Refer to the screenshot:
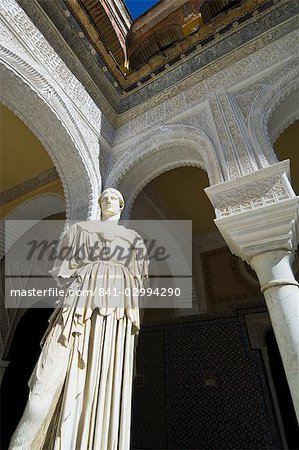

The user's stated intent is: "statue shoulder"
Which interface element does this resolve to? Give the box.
[128,229,147,249]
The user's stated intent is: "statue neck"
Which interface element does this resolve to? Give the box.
[101,212,121,223]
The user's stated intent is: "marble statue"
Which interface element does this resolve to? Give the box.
[9,188,149,450]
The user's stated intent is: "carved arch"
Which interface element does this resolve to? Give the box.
[0,40,101,220]
[247,58,299,167]
[0,193,65,259]
[106,125,221,216]
[0,194,65,361]
[268,89,299,145]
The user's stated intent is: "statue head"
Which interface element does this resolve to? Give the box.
[98,188,124,221]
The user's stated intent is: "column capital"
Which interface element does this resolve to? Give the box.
[213,198,299,263]
[205,161,298,263]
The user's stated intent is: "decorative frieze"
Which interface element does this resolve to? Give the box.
[0,168,58,206]
[114,30,298,148]
[118,19,298,125]
[205,161,299,263]
[213,196,298,264]
[205,160,294,219]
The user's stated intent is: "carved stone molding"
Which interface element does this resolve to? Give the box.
[205,160,295,218]
[0,168,58,205]
[268,89,299,145]
[105,125,221,214]
[213,196,299,263]
[208,92,261,181]
[14,0,298,123]
[0,0,102,220]
[247,57,299,167]
[0,0,102,133]
[113,29,298,151]
[117,18,298,125]
[0,67,96,220]
[108,124,220,183]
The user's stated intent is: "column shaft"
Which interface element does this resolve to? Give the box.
[251,250,299,421]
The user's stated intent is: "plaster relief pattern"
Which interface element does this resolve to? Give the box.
[214,178,291,218]
[248,58,299,167]
[205,161,295,220]
[209,96,241,180]
[234,79,272,119]
[106,125,222,214]
[0,0,102,133]
[112,36,298,202]
[117,22,298,126]
[0,0,103,219]
[174,106,212,140]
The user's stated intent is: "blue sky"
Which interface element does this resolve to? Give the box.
[124,0,160,20]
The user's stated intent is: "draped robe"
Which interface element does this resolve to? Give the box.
[27,221,149,449]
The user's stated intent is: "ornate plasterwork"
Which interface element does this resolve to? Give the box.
[234,77,273,120]
[63,0,277,89]
[214,196,299,263]
[113,76,284,188]
[114,100,212,149]
[111,48,298,191]
[0,0,103,220]
[0,0,102,133]
[8,0,297,131]
[208,93,259,181]
[105,125,221,214]
[120,0,298,109]
[0,67,97,220]
[205,160,295,219]
[113,27,298,142]
[117,15,298,124]
[173,107,212,140]
[268,90,299,145]
[15,0,297,123]
[247,57,299,167]
[0,168,58,205]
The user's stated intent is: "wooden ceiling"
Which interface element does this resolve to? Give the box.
[82,0,126,66]
[66,0,264,88]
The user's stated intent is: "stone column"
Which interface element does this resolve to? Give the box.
[250,250,299,420]
[205,161,299,420]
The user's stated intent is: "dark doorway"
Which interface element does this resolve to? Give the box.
[1,306,52,449]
